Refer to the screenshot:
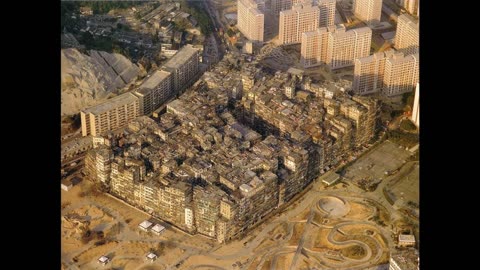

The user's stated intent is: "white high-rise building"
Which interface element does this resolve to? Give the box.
[353,0,383,25]
[353,50,419,97]
[382,52,419,96]
[301,25,372,69]
[395,14,419,55]
[237,0,266,42]
[279,3,320,45]
[317,0,336,27]
[353,50,395,95]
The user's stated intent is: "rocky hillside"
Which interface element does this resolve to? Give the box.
[61,48,144,116]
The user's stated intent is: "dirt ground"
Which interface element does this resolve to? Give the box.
[346,201,375,220]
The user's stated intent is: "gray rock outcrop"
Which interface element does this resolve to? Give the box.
[61,48,143,116]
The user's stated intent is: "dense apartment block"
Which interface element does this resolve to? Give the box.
[237,0,265,42]
[133,70,172,115]
[383,52,419,96]
[162,44,200,94]
[84,146,114,185]
[84,54,378,244]
[240,66,377,165]
[395,14,419,55]
[80,45,201,137]
[80,93,140,137]
[110,158,146,202]
[353,0,383,25]
[279,3,320,45]
[301,25,372,69]
[353,50,419,96]
[193,185,224,238]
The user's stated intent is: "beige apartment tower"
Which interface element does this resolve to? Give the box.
[301,24,372,69]
[279,3,320,45]
[271,0,293,16]
[353,49,395,95]
[81,93,140,137]
[395,14,419,55]
[318,0,336,27]
[354,50,419,97]
[301,27,328,67]
[237,0,265,42]
[162,44,200,95]
[353,0,382,25]
[382,52,419,96]
[133,70,172,116]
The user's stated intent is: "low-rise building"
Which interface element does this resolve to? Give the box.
[61,179,73,191]
[138,220,153,231]
[151,224,166,235]
[353,50,419,96]
[322,172,340,186]
[146,252,157,262]
[398,234,416,247]
[98,256,109,266]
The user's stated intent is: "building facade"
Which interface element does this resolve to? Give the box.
[317,0,336,27]
[237,0,265,42]
[133,70,172,115]
[301,25,372,69]
[84,146,114,185]
[162,44,200,95]
[395,14,419,55]
[271,0,294,16]
[353,50,419,97]
[279,3,320,45]
[301,27,328,67]
[353,50,395,95]
[382,52,419,96]
[353,0,383,25]
[80,93,140,137]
